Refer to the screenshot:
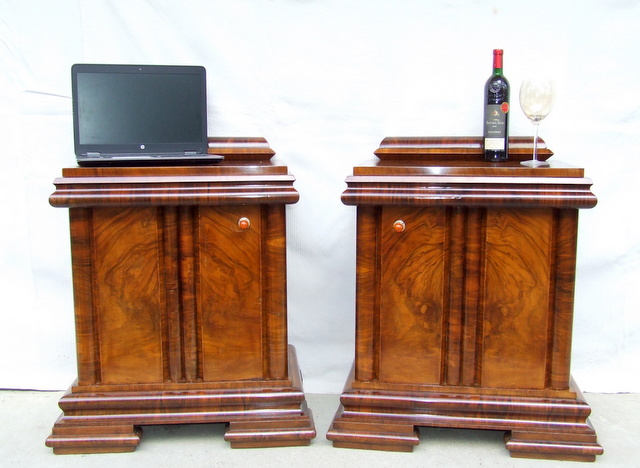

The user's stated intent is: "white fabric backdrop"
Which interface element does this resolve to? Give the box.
[1,0,639,394]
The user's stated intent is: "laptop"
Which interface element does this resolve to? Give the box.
[71,64,223,166]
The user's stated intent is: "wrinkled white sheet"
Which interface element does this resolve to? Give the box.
[1,0,639,393]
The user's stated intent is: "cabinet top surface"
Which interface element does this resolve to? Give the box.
[343,138,596,209]
[352,159,585,178]
[51,138,299,208]
[352,136,588,179]
[60,160,291,179]
[60,136,289,179]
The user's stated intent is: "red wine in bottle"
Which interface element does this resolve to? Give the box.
[483,49,510,162]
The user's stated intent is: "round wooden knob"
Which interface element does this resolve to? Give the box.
[393,220,406,232]
[238,217,251,230]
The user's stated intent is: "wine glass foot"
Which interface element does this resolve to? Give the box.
[521,159,549,167]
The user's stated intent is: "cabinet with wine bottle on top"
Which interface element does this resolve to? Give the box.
[327,136,603,462]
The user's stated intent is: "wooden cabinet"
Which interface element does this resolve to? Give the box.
[327,137,603,462]
[46,138,315,454]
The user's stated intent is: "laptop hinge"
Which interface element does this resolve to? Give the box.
[184,151,199,156]
[86,152,101,158]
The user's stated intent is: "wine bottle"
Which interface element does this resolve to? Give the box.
[483,49,510,162]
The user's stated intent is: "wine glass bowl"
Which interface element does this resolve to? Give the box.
[519,79,555,167]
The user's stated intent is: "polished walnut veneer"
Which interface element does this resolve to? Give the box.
[46,138,315,454]
[327,137,602,462]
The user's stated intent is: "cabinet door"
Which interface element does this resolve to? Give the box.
[89,207,165,385]
[375,206,558,390]
[481,207,554,389]
[378,206,447,384]
[198,205,264,381]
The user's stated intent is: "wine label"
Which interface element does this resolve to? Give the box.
[484,103,507,149]
[484,137,505,150]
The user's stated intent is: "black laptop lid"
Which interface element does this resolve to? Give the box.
[72,64,208,159]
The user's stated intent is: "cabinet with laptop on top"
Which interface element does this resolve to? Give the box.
[46,64,315,453]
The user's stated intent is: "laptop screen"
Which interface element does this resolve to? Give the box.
[72,64,208,158]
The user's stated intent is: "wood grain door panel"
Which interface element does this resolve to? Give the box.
[378,207,446,384]
[198,205,264,381]
[92,207,165,384]
[481,208,553,389]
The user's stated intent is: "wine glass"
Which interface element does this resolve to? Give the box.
[519,79,555,167]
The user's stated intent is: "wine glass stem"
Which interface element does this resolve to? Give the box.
[533,122,540,162]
